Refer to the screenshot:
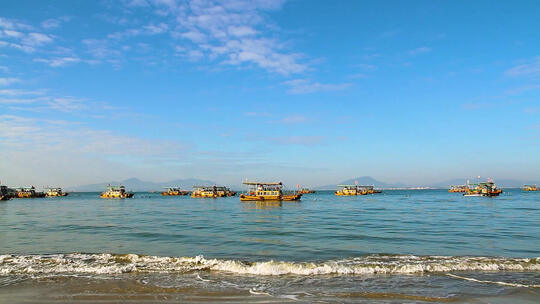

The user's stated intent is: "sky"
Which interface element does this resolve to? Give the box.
[0,0,539,188]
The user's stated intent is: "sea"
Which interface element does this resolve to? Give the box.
[0,189,538,303]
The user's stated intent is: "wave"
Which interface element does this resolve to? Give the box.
[0,253,538,276]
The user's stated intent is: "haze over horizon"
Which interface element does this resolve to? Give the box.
[1,0,539,188]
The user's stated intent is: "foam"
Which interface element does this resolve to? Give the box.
[0,253,538,277]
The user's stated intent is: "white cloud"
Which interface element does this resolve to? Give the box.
[0,77,20,86]
[147,0,305,74]
[278,115,307,124]
[34,56,81,67]
[283,79,351,94]
[408,46,431,55]
[22,32,54,46]
[505,56,540,77]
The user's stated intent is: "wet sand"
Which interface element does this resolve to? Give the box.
[0,276,538,304]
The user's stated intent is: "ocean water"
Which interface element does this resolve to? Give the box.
[0,189,539,303]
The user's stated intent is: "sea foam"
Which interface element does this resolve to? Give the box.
[0,253,538,276]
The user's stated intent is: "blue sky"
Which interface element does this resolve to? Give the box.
[0,0,539,187]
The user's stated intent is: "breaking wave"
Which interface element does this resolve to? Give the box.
[0,253,538,276]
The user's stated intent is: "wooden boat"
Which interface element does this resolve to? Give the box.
[449,185,468,193]
[463,180,501,197]
[161,187,190,196]
[100,185,134,199]
[45,187,68,197]
[191,185,236,198]
[335,185,367,196]
[14,186,45,198]
[523,185,539,191]
[298,188,316,194]
[0,185,12,201]
[240,181,301,201]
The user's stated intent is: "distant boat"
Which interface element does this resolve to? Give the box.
[463,180,502,197]
[523,185,539,191]
[161,187,190,196]
[240,181,301,201]
[449,185,468,193]
[298,188,316,194]
[335,185,381,195]
[45,187,69,197]
[14,186,45,198]
[100,185,134,199]
[0,185,12,201]
[191,185,236,198]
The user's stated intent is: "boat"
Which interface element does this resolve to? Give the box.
[14,186,45,198]
[449,185,468,193]
[239,181,301,201]
[161,187,190,196]
[100,185,134,199]
[463,180,502,197]
[45,187,68,197]
[191,185,236,198]
[0,185,12,201]
[335,185,368,196]
[298,188,316,194]
[523,185,539,191]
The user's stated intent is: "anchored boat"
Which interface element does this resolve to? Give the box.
[161,187,190,196]
[0,185,12,201]
[14,186,45,198]
[298,188,316,194]
[335,185,367,196]
[523,185,539,191]
[100,185,134,199]
[191,185,236,198]
[239,181,301,201]
[45,187,68,197]
[449,185,468,193]
[463,180,502,197]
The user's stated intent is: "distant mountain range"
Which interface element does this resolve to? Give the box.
[69,176,538,192]
[69,178,215,192]
[314,176,538,190]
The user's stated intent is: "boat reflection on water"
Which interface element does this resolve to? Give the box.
[242,201,283,210]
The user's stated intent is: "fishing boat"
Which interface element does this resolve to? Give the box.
[298,188,316,194]
[335,185,368,196]
[161,187,190,196]
[239,181,301,201]
[191,185,236,198]
[0,185,12,201]
[45,187,68,197]
[463,180,502,197]
[523,185,539,191]
[100,185,134,199]
[359,185,382,194]
[449,185,468,193]
[14,186,45,198]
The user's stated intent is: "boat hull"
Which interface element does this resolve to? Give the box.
[161,192,189,196]
[100,193,134,199]
[239,194,301,201]
[0,195,11,201]
[46,193,69,197]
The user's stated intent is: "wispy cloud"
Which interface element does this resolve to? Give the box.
[505,56,540,77]
[278,115,307,124]
[34,56,81,67]
[268,135,326,146]
[283,79,351,94]
[408,46,431,55]
[41,16,71,29]
[0,77,21,86]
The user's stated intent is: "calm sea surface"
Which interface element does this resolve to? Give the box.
[1,189,539,303]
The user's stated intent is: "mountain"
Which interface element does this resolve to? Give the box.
[314,176,405,190]
[69,178,215,192]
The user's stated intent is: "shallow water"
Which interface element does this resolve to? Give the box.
[0,189,539,302]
